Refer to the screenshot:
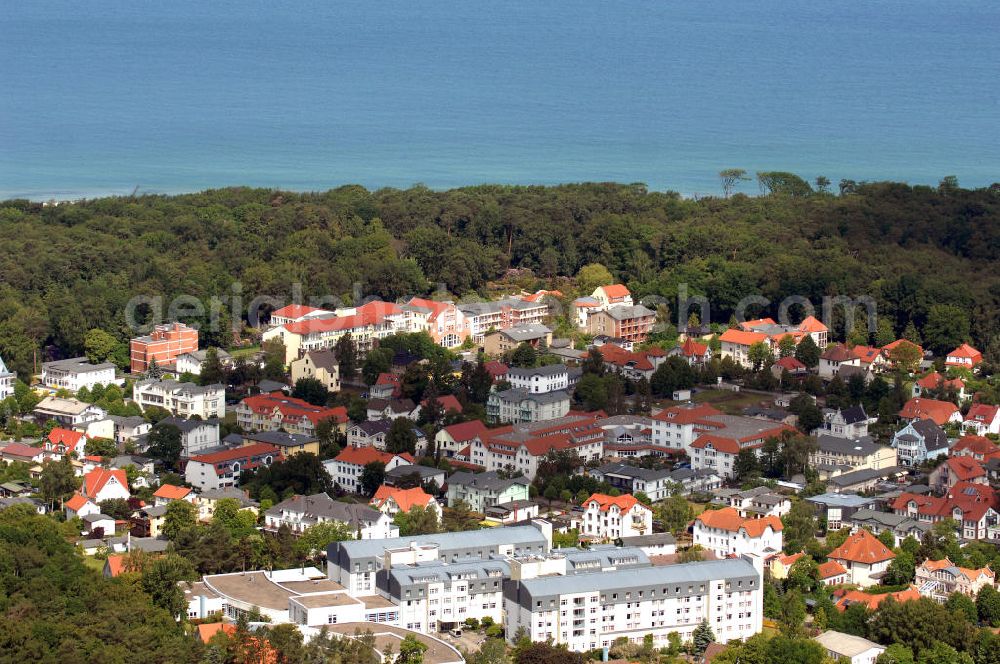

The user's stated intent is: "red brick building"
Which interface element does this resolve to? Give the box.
[130,322,199,373]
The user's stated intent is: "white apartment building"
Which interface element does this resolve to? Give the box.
[580,493,653,540]
[692,507,784,558]
[506,364,570,394]
[504,557,763,652]
[486,388,570,424]
[459,298,549,344]
[153,417,220,458]
[323,446,413,495]
[133,379,225,419]
[650,403,724,453]
[0,356,15,400]
[40,357,117,393]
[445,471,531,512]
[382,560,510,632]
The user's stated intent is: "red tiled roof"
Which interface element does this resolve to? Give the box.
[967,403,999,424]
[899,398,960,425]
[952,435,999,458]
[48,427,87,451]
[821,343,855,363]
[406,297,453,322]
[719,328,769,346]
[83,468,128,499]
[695,507,783,536]
[947,343,983,365]
[652,403,723,425]
[678,337,708,358]
[423,394,463,414]
[851,345,882,364]
[271,304,324,319]
[818,560,848,580]
[828,529,895,564]
[798,316,828,333]
[153,484,192,500]
[1,442,43,459]
[691,434,741,454]
[597,344,654,371]
[943,456,986,482]
[241,392,348,425]
[916,371,965,391]
[740,318,776,329]
[335,446,411,467]
[190,443,281,465]
[283,311,384,336]
[484,361,508,378]
[104,554,127,577]
[440,419,488,442]
[583,492,644,513]
[776,552,804,567]
[774,356,806,371]
[892,482,999,524]
[375,372,399,386]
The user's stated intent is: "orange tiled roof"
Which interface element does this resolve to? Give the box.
[598,284,631,299]
[740,318,777,329]
[440,419,488,442]
[967,403,999,424]
[818,560,848,580]
[584,492,643,513]
[943,456,987,482]
[798,316,828,333]
[371,485,434,512]
[720,328,770,346]
[776,552,804,567]
[695,507,783,536]
[678,337,709,357]
[952,435,999,458]
[271,304,324,319]
[190,443,281,465]
[104,554,127,577]
[65,493,91,512]
[916,371,964,391]
[947,343,982,363]
[48,427,87,450]
[827,529,895,564]
[836,587,919,611]
[153,484,192,500]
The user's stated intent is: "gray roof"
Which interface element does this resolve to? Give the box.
[330,523,548,562]
[850,508,929,533]
[815,435,882,457]
[178,348,232,363]
[386,559,512,589]
[244,430,318,447]
[911,419,950,451]
[42,356,117,373]
[806,493,876,508]
[197,487,259,506]
[448,470,529,492]
[107,415,148,428]
[620,533,677,547]
[142,505,169,517]
[599,304,655,321]
[556,544,651,572]
[301,349,338,373]
[595,462,672,483]
[386,464,445,480]
[158,416,219,434]
[699,414,788,440]
[506,365,568,379]
[257,379,289,393]
[268,493,383,526]
[828,467,904,488]
[458,298,544,316]
[351,420,394,437]
[511,558,757,597]
[498,324,551,342]
[82,512,114,523]
[129,536,170,553]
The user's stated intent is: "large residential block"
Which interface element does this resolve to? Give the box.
[503,557,763,652]
[130,322,198,374]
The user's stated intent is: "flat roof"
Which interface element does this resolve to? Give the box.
[359,595,396,609]
[205,572,294,610]
[290,592,359,608]
[325,623,464,664]
[330,523,546,561]
[517,558,755,596]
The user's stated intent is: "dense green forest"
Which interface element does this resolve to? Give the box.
[0,180,998,376]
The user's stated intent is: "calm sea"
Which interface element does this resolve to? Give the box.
[2,1,998,200]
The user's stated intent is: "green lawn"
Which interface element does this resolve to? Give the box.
[690,389,766,415]
[81,556,106,574]
[228,345,261,359]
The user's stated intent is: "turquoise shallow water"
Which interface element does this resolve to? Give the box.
[2,1,998,200]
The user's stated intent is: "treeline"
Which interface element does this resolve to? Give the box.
[1,179,998,376]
